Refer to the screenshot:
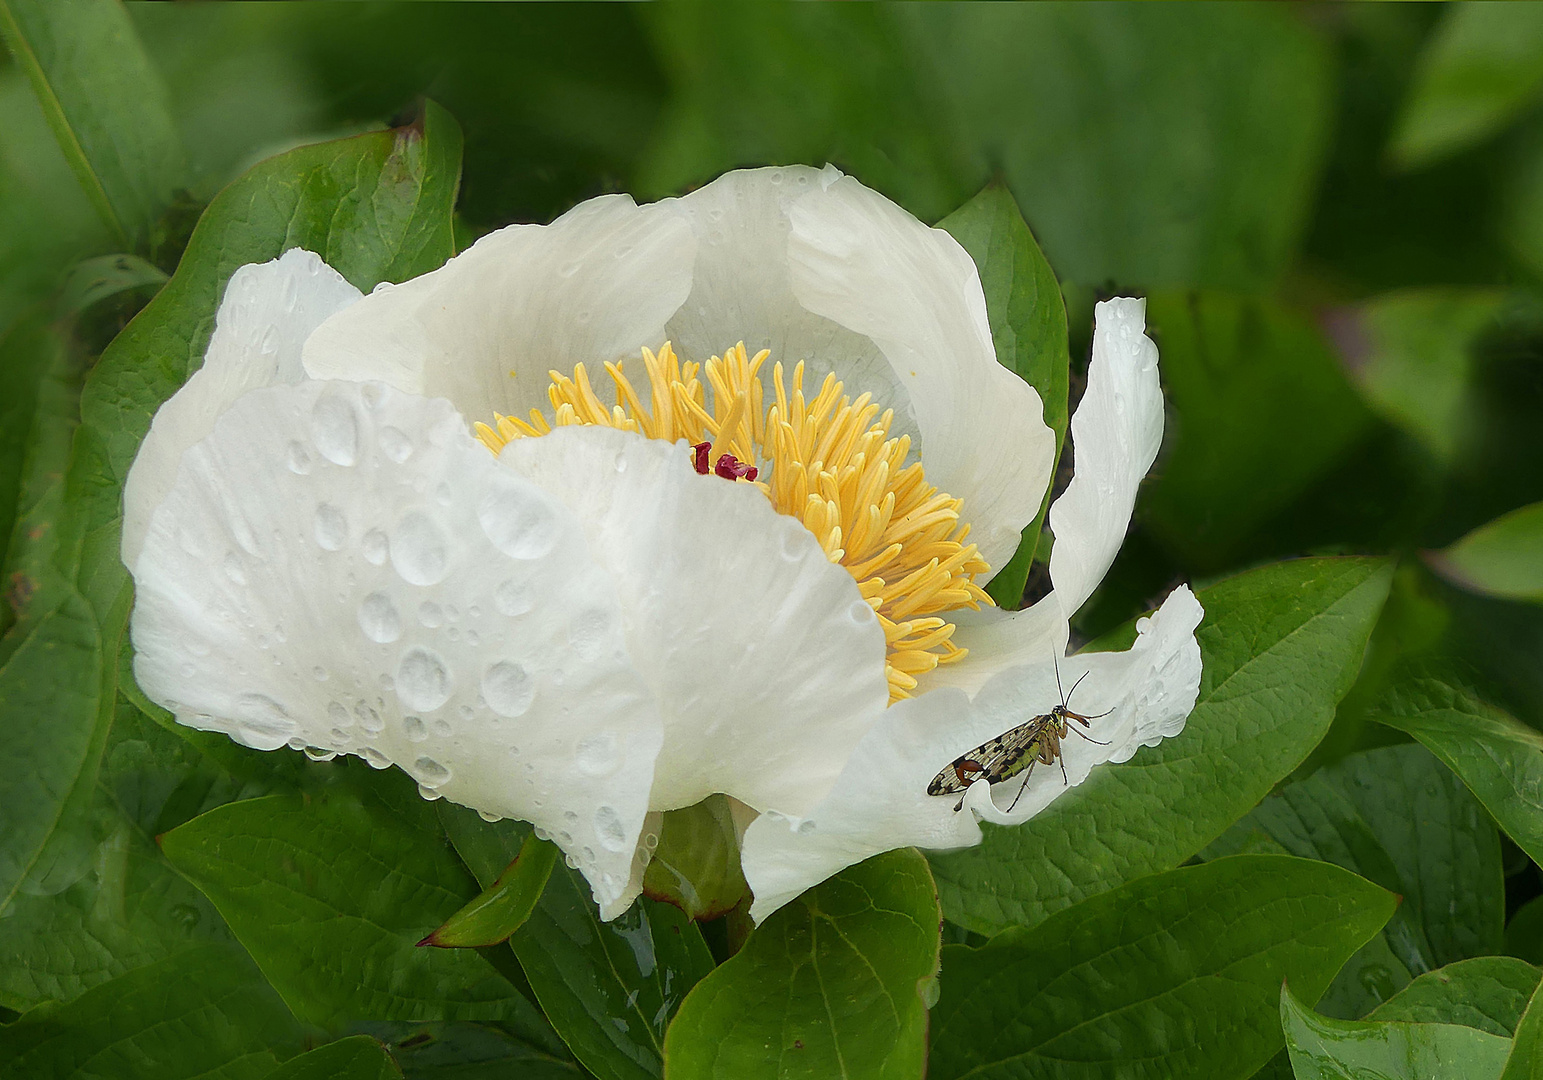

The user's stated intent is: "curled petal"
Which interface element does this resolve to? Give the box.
[501,426,891,817]
[122,249,361,567]
[927,297,1164,695]
[301,195,696,425]
[740,585,1202,923]
[787,167,1056,573]
[130,380,663,913]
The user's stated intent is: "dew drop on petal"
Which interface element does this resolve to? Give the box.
[304,746,337,762]
[233,693,295,750]
[492,579,532,617]
[360,746,390,769]
[849,600,876,625]
[403,715,427,742]
[327,701,351,727]
[286,441,312,475]
[314,503,347,550]
[354,698,385,734]
[478,481,559,559]
[361,528,389,566]
[397,646,452,712]
[311,393,360,466]
[481,663,536,722]
[477,809,502,823]
[418,783,444,801]
[412,757,452,788]
[391,513,449,585]
[377,426,413,463]
[357,591,401,643]
[431,718,452,737]
[575,731,620,777]
[418,601,443,628]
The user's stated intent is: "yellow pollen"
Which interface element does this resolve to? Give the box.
[475,342,994,702]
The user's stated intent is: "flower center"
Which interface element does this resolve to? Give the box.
[474,342,994,701]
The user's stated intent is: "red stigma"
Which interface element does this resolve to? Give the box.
[691,441,712,475]
[714,454,758,482]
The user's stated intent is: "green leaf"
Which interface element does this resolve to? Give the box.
[1340,288,1506,464]
[663,848,940,1080]
[1369,957,1542,1038]
[1508,896,1543,965]
[642,794,751,921]
[160,767,530,1029]
[1369,669,1543,868]
[938,182,1069,608]
[1141,293,1373,566]
[1427,501,1543,603]
[0,942,303,1080]
[424,832,558,948]
[0,591,104,913]
[353,1021,584,1080]
[0,0,186,248]
[0,308,60,588]
[909,2,1333,290]
[929,557,1393,937]
[440,805,716,1080]
[1503,978,1543,1080]
[928,855,1395,1080]
[1281,981,1512,1080]
[260,1037,399,1080]
[1202,743,1503,1017]
[1389,2,1543,170]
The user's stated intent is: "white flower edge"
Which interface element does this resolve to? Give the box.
[738,297,1201,923]
[298,166,1054,578]
[739,584,1203,922]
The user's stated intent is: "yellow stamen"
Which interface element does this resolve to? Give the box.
[476,342,994,702]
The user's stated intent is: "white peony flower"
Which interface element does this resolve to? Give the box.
[122,165,1202,923]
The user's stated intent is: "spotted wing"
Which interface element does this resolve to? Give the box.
[927,714,1051,795]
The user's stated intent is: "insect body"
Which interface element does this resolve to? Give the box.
[927,665,1110,813]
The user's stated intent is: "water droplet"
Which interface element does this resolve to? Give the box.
[614,452,628,473]
[312,665,328,681]
[397,646,452,711]
[358,592,401,643]
[781,525,807,562]
[418,602,443,628]
[477,809,502,823]
[478,663,533,722]
[403,715,428,742]
[304,746,337,762]
[391,512,449,585]
[494,580,532,616]
[311,393,360,466]
[378,426,413,463]
[362,528,389,565]
[418,783,444,801]
[354,699,385,734]
[412,757,452,788]
[360,746,390,769]
[593,805,629,852]
[233,693,295,750]
[575,731,620,776]
[327,701,351,727]
[797,820,817,835]
[286,441,313,475]
[569,609,610,660]
[431,718,452,737]
[478,481,559,559]
[849,600,875,625]
[223,553,246,584]
[642,832,659,850]
[314,503,347,550]
[435,482,453,506]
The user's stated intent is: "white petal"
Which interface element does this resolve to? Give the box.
[500,426,891,818]
[740,585,1202,923]
[786,169,1056,573]
[922,296,1165,696]
[301,196,696,427]
[121,250,361,567]
[663,167,921,449]
[129,380,663,913]
[1047,297,1163,614]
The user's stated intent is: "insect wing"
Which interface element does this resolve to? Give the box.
[928,714,1052,795]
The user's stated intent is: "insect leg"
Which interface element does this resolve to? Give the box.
[1004,760,1037,813]
[1067,723,1109,747]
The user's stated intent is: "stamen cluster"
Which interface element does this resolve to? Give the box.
[474,342,993,700]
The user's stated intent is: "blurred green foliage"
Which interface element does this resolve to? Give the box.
[6,3,1543,1077]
